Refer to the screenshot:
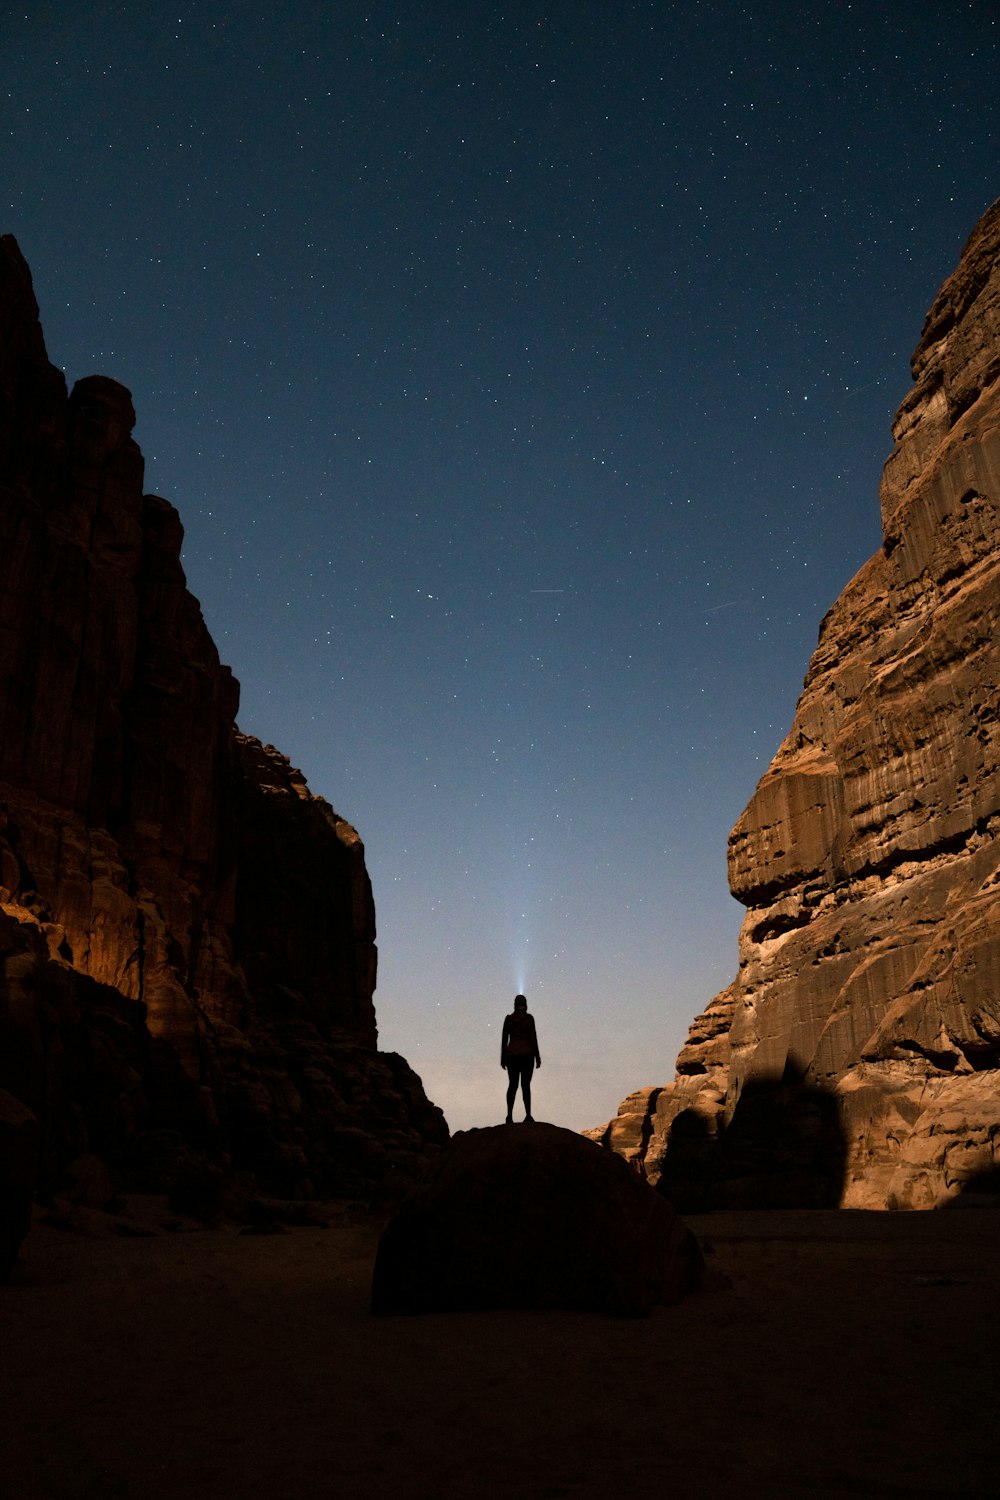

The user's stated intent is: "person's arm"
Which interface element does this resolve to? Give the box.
[501,1016,510,1068]
[531,1017,541,1066]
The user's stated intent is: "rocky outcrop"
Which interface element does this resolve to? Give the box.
[371,1122,709,1315]
[590,197,1000,1210]
[0,233,447,1236]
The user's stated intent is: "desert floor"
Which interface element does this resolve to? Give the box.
[2,1197,998,1499]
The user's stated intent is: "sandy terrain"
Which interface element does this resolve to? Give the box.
[2,1199,998,1499]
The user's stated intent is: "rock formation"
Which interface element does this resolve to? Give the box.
[589,196,1000,1211]
[0,234,447,1255]
[371,1122,709,1315]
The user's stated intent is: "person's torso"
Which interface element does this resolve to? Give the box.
[505,1012,535,1054]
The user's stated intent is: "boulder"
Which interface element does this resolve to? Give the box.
[371,1122,707,1316]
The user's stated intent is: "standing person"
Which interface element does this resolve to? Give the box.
[501,993,541,1123]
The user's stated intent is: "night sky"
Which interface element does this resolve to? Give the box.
[4,3,999,1132]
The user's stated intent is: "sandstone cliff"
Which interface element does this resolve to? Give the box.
[590,197,1000,1210]
[0,234,446,1250]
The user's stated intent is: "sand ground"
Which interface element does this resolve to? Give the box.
[2,1198,998,1499]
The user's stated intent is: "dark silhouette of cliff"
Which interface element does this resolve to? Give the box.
[0,235,447,1257]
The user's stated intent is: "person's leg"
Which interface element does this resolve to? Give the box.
[505,1065,518,1122]
[521,1059,535,1121]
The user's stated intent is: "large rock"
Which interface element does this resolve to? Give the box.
[371,1122,707,1316]
[0,233,447,1211]
[589,197,1000,1211]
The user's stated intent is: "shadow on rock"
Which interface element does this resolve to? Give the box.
[659,1062,847,1211]
[945,1167,1000,1207]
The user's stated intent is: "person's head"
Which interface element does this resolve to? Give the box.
[513,993,527,1012]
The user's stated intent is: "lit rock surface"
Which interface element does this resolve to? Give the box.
[0,233,447,1216]
[589,197,1000,1210]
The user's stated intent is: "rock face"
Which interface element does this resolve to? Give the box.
[590,197,1000,1211]
[371,1122,708,1315]
[0,233,447,1241]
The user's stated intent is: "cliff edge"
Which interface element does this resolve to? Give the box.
[590,197,1000,1211]
[0,235,446,1256]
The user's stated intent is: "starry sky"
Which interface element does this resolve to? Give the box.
[4,2,999,1133]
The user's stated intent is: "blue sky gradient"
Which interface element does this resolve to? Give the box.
[4,2,998,1129]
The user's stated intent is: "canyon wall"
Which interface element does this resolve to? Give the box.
[0,234,446,1248]
[590,197,1000,1210]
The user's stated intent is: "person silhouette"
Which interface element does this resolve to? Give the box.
[501,993,541,1123]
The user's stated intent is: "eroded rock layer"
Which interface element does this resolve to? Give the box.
[0,234,446,1233]
[590,197,1000,1210]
